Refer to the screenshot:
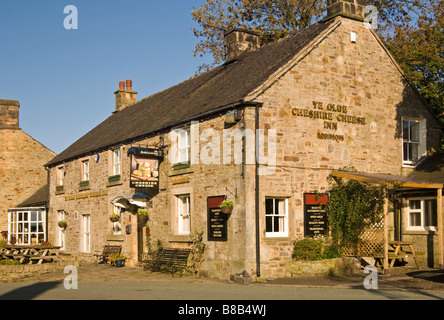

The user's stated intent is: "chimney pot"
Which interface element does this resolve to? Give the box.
[119,81,125,90]
[126,79,132,91]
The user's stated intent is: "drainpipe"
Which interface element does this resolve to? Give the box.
[254,103,262,278]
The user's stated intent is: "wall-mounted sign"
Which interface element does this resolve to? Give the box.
[127,147,163,189]
[304,193,328,237]
[207,196,228,242]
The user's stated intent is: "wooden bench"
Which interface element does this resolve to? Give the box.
[94,245,122,264]
[143,248,191,277]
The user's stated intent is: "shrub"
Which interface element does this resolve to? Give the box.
[0,260,21,265]
[292,238,324,261]
[292,238,342,261]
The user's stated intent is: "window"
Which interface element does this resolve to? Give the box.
[403,119,426,165]
[177,194,191,235]
[83,215,91,253]
[407,198,437,231]
[8,210,46,245]
[265,198,289,237]
[172,127,190,168]
[57,166,64,186]
[112,205,122,235]
[82,159,90,181]
[113,149,121,176]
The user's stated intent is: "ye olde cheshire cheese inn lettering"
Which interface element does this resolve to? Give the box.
[292,101,366,142]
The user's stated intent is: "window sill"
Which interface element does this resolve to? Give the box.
[79,185,91,192]
[107,179,123,188]
[168,234,192,243]
[55,188,65,195]
[173,162,191,171]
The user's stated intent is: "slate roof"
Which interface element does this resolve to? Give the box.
[46,19,337,167]
[409,151,444,184]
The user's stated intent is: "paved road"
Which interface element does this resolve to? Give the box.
[1,279,444,301]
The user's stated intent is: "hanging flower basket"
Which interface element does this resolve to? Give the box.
[109,214,119,223]
[219,200,233,215]
[137,208,149,226]
[58,221,68,229]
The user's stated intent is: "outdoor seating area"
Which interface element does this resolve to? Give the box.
[142,247,191,277]
[94,244,122,264]
[0,245,61,264]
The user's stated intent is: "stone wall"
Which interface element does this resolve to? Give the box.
[0,128,56,232]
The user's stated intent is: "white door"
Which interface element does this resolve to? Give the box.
[83,215,91,253]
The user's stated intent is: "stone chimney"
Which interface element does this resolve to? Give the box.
[113,79,137,113]
[224,29,261,62]
[0,99,20,129]
[324,0,367,22]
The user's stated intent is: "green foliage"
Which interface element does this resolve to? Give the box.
[219,200,233,208]
[0,260,21,265]
[188,231,206,275]
[292,238,341,261]
[326,177,385,249]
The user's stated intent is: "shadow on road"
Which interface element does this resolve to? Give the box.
[0,281,61,300]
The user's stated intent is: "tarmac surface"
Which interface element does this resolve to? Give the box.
[15,262,444,292]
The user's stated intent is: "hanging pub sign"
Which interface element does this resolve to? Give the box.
[304,193,328,237]
[207,196,228,242]
[127,147,163,189]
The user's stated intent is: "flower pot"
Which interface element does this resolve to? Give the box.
[220,206,233,214]
[138,215,149,226]
[115,259,125,268]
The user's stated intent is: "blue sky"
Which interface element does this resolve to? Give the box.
[0,0,211,154]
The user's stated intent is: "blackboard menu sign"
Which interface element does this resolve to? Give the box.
[207,196,228,242]
[304,193,328,237]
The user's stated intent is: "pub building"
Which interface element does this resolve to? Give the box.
[45,0,444,279]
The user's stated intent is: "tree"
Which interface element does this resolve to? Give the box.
[384,0,444,124]
[191,0,436,71]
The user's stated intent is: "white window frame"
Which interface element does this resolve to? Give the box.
[177,194,191,235]
[171,127,191,165]
[406,197,437,231]
[402,118,426,166]
[57,166,64,186]
[113,148,121,176]
[82,214,91,253]
[265,198,289,238]
[82,159,90,181]
[8,210,46,245]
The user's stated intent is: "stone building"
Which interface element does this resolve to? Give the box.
[0,99,56,244]
[45,0,443,279]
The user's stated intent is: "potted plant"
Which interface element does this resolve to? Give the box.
[109,212,120,223]
[109,253,127,268]
[58,221,68,229]
[137,208,149,226]
[219,200,233,214]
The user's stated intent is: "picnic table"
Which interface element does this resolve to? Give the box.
[375,241,420,269]
[0,245,61,264]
